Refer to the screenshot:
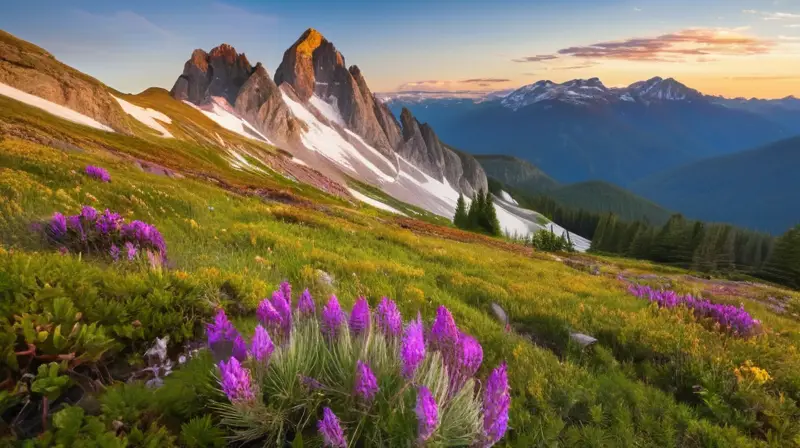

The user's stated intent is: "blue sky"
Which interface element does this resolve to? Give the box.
[3,0,799,97]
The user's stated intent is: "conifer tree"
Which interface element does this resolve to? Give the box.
[761,225,800,289]
[466,192,480,230]
[482,191,502,236]
[453,194,468,229]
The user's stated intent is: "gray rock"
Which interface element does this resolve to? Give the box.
[234,63,301,148]
[570,332,598,347]
[171,44,253,106]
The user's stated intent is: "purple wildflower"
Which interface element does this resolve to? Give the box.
[218,357,254,402]
[124,241,137,261]
[271,290,292,337]
[430,306,459,352]
[95,209,123,234]
[206,308,238,346]
[482,362,510,447]
[109,244,120,261]
[317,407,347,448]
[349,297,370,335]
[322,295,345,339]
[84,165,111,182]
[415,386,439,442]
[298,289,315,316]
[376,297,402,337]
[232,335,247,362]
[80,205,98,222]
[48,212,67,239]
[257,298,282,328]
[122,220,167,256]
[249,325,275,363]
[280,281,292,308]
[58,247,68,256]
[401,314,426,379]
[354,360,379,403]
[447,332,483,394]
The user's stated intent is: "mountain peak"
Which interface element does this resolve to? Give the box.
[171,44,253,105]
[294,28,326,57]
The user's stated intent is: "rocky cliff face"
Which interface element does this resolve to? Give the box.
[273,29,394,154]
[0,30,130,132]
[234,63,302,148]
[171,44,253,106]
[272,28,489,197]
[397,107,487,196]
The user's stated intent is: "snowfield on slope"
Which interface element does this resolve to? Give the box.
[0,82,114,132]
[184,98,272,144]
[348,189,406,215]
[113,96,173,138]
[494,194,591,252]
[499,190,519,205]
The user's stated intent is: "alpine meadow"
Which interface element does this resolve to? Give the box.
[1,1,800,447]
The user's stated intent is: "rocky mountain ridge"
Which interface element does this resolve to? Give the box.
[170,28,488,198]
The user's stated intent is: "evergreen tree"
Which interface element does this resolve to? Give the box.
[650,214,688,264]
[466,192,481,230]
[761,225,800,289]
[629,226,655,259]
[453,194,468,229]
[482,192,502,236]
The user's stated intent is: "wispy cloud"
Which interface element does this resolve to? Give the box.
[742,9,800,20]
[726,75,800,80]
[555,28,774,62]
[512,54,558,63]
[461,78,511,83]
[786,24,800,28]
[549,62,598,70]
[633,7,642,12]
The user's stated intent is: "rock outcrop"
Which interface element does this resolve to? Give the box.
[171,44,253,106]
[397,107,487,196]
[0,30,130,132]
[273,29,394,154]
[233,63,302,148]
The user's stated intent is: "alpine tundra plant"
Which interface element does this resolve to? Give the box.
[43,205,167,263]
[628,283,760,337]
[207,283,510,446]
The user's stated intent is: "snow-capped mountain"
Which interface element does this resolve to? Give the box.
[501,78,614,110]
[500,76,707,110]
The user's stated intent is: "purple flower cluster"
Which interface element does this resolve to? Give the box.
[218,357,254,402]
[415,386,439,442]
[249,325,274,363]
[44,206,166,261]
[232,335,248,362]
[207,308,239,346]
[354,360,379,403]
[401,315,426,379]
[482,362,510,447]
[430,306,459,352]
[376,297,402,337]
[271,290,292,338]
[449,332,483,393]
[122,220,167,257]
[349,297,371,335]
[322,295,345,339]
[298,289,315,316]
[628,284,759,336]
[280,281,293,307]
[85,165,111,182]
[317,407,347,448]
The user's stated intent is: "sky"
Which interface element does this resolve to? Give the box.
[3,0,800,98]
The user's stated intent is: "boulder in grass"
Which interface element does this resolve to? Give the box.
[570,332,597,347]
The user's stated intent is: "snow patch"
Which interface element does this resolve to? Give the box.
[281,91,396,183]
[348,189,406,215]
[291,157,308,167]
[184,99,272,144]
[499,190,518,205]
[113,96,173,138]
[309,95,346,126]
[0,82,114,132]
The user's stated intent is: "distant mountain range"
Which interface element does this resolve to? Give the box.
[384,77,800,186]
[632,136,800,234]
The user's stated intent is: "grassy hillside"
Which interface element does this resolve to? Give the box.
[2,63,800,446]
[632,136,800,234]
[548,180,674,225]
[475,154,560,193]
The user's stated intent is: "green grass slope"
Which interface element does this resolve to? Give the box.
[548,180,674,225]
[632,136,800,234]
